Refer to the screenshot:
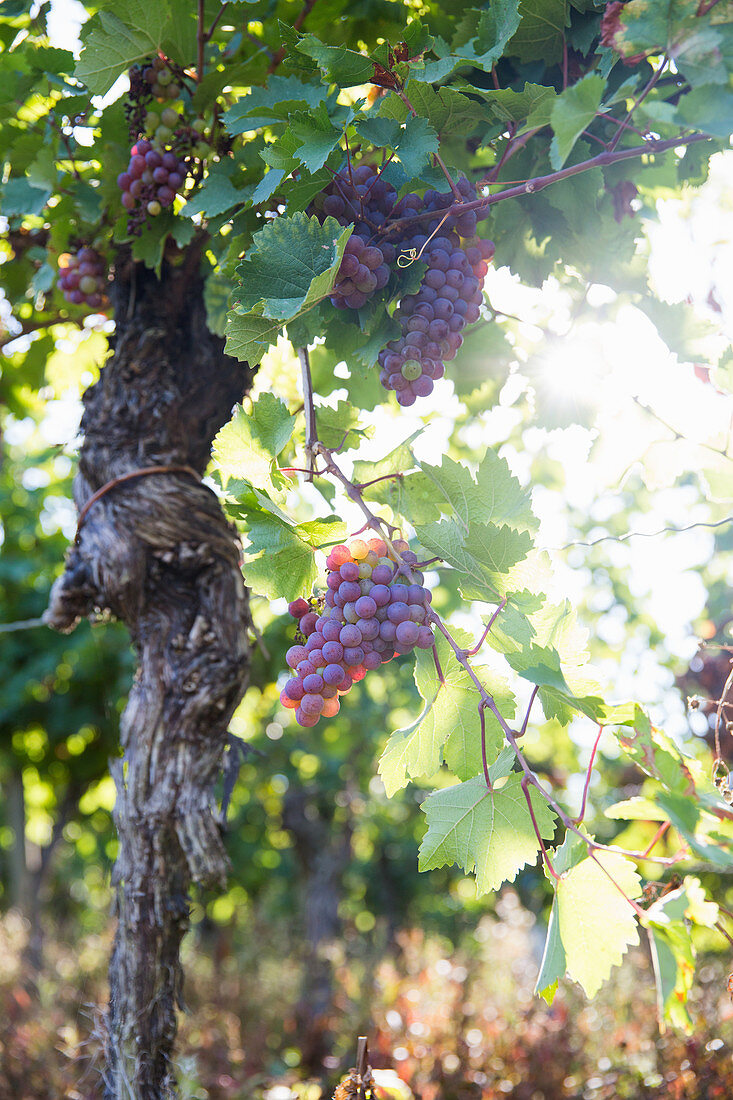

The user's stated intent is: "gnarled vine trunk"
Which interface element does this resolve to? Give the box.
[46,242,254,1098]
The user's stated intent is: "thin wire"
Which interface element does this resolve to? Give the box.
[543,514,733,553]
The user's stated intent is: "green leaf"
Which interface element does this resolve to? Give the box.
[555,839,641,998]
[646,878,717,1032]
[443,672,515,782]
[292,33,376,86]
[314,401,366,450]
[212,395,295,493]
[418,753,556,895]
[358,112,439,178]
[379,630,505,796]
[409,451,535,531]
[608,0,733,87]
[351,432,421,489]
[507,0,568,64]
[0,177,49,217]
[550,74,605,169]
[676,85,733,139]
[507,644,605,723]
[415,518,532,603]
[239,511,320,602]
[233,213,352,321]
[464,82,557,126]
[613,708,703,796]
[534,898,565,1004]
[183,170,252,219]
[224,311,282,366]
[288,101,344,174]
[452,1,522,70]
[75,0,196,95]
[224,75,329,134]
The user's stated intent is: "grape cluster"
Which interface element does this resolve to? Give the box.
[121,56,211,232]
[378,177,495,406]
[330,235,390,310]
[141,55,182,101]
[57,247,108,310]
[310,164,396,310]
[279,537,434,727]
[117,139,189,220]
[312,166,495,402]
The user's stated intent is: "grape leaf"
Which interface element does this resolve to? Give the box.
[378,82,486,136]
[379,630,502,796]
[415,518,532,603]
[550,74,605,169]
[314,401,367,450]
[288,102,345,174]
[443,672,516,782]
[421,452,535,530]
[452,1,522,70]
[555,839,641,998]
[239,511,324,602]
[232,213,352,321]
[507,0,568,64]
[75,0,196,95]
[418,751,556,895]
[290,33,376,86]
[183,170,253,218]
[225,307,287,366]
[534,898,565,1004]
[506,643,605,723]
[463,82,557,125]
[608,0,733,87]
[224,75,329,134]
[212,395,295,493]
[357,113,439,178]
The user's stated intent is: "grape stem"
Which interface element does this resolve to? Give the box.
[463,597,507,657]
[204,1,230,43]
[197,0,206,81]
[354,472,404,490]
[521,775,558,879]
[641,820,671,859]
[479,703,493,791]
[380,132,710,235]
[573,723,605,825]
[608,55,668,153]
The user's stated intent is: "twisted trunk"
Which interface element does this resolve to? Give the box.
[46,242,254,1098]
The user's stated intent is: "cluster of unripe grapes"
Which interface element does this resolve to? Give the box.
[141,55,182,101]
[310,165,494,403]
[57,247,107,310]
[120,55,210,232]
[279,537,434,727]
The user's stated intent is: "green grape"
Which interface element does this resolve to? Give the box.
[160,107,179,128]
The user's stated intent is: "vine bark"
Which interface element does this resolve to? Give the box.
[45,240,254,1098]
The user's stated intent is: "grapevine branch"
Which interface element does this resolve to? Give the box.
[304,441,686,878]
[381,133,710,236]
[574,724,604,825]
